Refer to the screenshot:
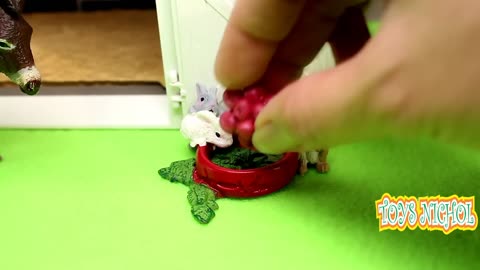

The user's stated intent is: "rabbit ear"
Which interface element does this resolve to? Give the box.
[203,87,216,101]
[215,86,225,101]
[196,111,217,124]
[209,86,218,95]
[195,83,202,95]
[196,83,209,95]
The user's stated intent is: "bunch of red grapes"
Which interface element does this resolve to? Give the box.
[220,86,278,149]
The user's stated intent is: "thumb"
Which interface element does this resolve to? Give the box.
[252,7,405,154]
[252,53,389,154]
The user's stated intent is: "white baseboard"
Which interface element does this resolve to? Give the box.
[0,94,179,129]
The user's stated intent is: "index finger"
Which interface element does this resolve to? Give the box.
[214,0,307,89]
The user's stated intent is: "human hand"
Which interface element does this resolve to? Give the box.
[215,0,480,154]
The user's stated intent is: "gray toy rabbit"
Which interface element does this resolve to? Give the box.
[189,83,227,116]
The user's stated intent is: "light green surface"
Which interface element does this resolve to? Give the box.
[0,129,479,270]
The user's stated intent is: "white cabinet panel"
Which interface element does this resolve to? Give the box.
[159,0,336,117]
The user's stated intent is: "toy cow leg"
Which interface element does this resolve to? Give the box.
[298,149,330,175]
[316,149,329,173]
[0,0,41,95]
[298,152,309,176]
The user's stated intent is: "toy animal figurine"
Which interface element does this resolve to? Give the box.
[1,0,40,162]
[187,184,219,224]
[189,83,227,116]
[180,110,233,148]
[299,149,329,176]
[0,0,41,95]
[189,83,219,115]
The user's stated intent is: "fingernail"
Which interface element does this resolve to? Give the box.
[253,122,297,154]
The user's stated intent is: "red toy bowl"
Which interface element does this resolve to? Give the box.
[193,144,299,198]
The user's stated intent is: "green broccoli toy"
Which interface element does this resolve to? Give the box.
[187,184,219,224]
[158,158,196,186]
[158,158,219,224]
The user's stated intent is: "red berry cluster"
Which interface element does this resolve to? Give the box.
[220,86,276,149]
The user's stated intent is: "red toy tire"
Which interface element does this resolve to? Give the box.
[193,144,299,198]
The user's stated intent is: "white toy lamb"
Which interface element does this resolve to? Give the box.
[180,110,233,148]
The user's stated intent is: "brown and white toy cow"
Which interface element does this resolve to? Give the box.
[0,0,41,95]
[298,149,330,176]
[0,0,40,161]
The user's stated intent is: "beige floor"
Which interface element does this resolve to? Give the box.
[0,10,165,86]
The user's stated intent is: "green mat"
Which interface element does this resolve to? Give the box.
[0,129,479,270]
